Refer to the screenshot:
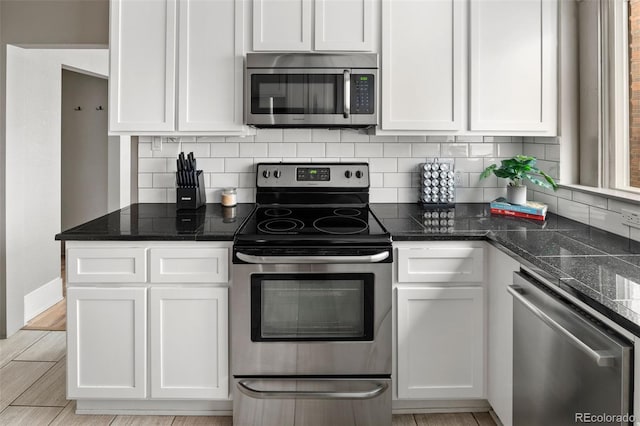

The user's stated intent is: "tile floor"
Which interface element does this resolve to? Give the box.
[0,330,496,425]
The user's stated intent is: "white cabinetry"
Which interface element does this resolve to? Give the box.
[110,0,243,133]
[382,0,464,131]
[381,0,557,135]
[67,287,147,399]
[66,242,231,403]
[396,286,484,399]
[252,0,372,51]
[109,0,176,132]
[469,0,557,133]
[150,287,228,399]
[486,244,520,426]
[394,242,486,400]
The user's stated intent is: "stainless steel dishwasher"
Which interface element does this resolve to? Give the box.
[509,271,633,426]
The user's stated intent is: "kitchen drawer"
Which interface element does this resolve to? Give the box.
[67,248,147,283]
[397,245,484,283]
[149,248,229,283]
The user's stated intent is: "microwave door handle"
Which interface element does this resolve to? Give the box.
[343,70,350,119]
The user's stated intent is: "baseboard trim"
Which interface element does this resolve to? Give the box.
[24,277,63,323]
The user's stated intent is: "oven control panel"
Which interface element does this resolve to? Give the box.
[257,163,369,188]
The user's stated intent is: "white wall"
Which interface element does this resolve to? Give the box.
[61,69,109,231]
[5,46,108,335]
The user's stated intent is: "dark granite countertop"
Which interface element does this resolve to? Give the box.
[372,202,640,336]
[57,201,640,336]
[55,203,255,241]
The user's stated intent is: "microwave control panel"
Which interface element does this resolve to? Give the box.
[352,74,375,114]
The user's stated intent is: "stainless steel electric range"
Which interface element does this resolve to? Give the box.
[231,162,392,426]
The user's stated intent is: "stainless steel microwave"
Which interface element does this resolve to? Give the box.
[245,53,378,128]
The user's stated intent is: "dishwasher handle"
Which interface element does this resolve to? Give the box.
[508,285,615,367]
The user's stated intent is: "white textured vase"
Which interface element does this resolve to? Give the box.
[506,185,527,205]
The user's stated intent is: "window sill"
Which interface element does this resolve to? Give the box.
[560,184,640,206]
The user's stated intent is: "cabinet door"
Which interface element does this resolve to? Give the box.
[314,0,372,51]
[67,286,147,399]
[253,0,312,51]
[109,0,176,132]
[178,0,243,131]
[150,287,229,399]
[487,246,520,426]
[469,0,557,133]
[396,286,484,399]
[382,0,465,130]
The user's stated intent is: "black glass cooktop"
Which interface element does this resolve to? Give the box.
[235,205,391,245]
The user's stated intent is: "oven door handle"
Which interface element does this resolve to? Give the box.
[237,379,388,400]
[235,251,389,264]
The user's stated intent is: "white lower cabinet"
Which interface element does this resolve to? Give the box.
[396,286,484,399]
[150,287,228,399]
[486,245,520,426]
[67,286,148,399]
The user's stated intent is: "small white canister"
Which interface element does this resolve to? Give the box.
[221,187,237,207]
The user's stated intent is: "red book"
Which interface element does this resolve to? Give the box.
[491,208,546,221]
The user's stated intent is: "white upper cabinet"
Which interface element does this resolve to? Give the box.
[253,0,312,51]
[109,0,243,133]
[315,0,372,51]
[382,0,464,131]
[252,0,373,51]
[178,0,243,131]
[469,0,557,133]
[109,0,177,132]
[381,0,557,135]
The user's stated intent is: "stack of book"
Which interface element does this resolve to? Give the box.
[489,197,548,221]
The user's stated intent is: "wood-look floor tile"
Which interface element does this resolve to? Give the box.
[0,361,55,411]
[473,412,497,426]
[172,416,233,425]
[111,415,175,425]
[0,406,63,426]
[392,414,418,426]
[0,330,47,367]
[12,358,67,407]
[49,401,115,426]
[23,299,66,331]
[414,413,478,426]
[14,331,65,362]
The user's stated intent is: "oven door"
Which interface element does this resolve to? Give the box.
[245,68,377,127]
[231,262,391,376]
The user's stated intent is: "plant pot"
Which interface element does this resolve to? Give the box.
[506,185,527,205]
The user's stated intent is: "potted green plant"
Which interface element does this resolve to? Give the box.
[480,155,558,205]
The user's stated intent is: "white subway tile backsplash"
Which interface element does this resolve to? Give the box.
[426,135,455,142]
[383,173,412,188]
[496,143,522,158]
[283,129,312,142]
[455,158,485,173]
[589,207,629,238]
[469,143,495,157]
[326,143,354,157]
[181,143,210,158]
[608,199,636,214]
[557,198,589,223]
[311,129,341,142]
[239,143,269,158]
[211,143,239,157]
[268,143,298,157]
[139,188,167,203]
[340,129,370,142]
[370,188,398,203]
[470,172,497,188]
[225,135,255,142]
[398,136,426,142]
[237,188,255,203]
[139,142,153,158]
[153,173,175,188]
[297,143,325,157]
[455,135,483,143]
[572,191,607,209]
[397,158,420,173]
[198,158,225,173]
[370,158,397,173]
[523,143,545,159]
[139,158,167,173]
[545,144,560,162]
[138,173,153,188]
[411,143,440,158]
[369,135,398,142]
[225,158,254,173]
[455,188,484,203]
[441,143,469,157]
[483,136,512,142]
[397,188,418,203]
[483,187,507,202]
[255,129,284,142]
[370,173,384,187]
[196,136,226,143]
[210,173,240,188]
[384,143,411,157]
[531,190,559,213]
[355,143,383,157]
[238,173,256,187]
